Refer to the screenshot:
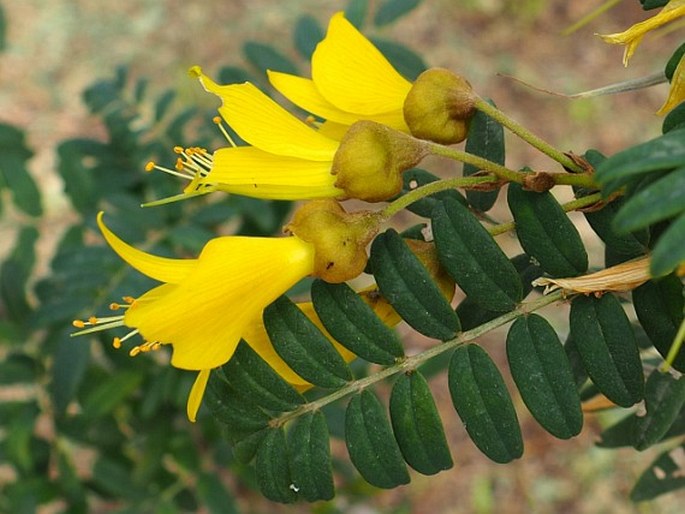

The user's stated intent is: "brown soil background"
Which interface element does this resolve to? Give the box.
[1,0,683,513]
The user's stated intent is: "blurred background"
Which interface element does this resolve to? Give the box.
[0,0,682,513]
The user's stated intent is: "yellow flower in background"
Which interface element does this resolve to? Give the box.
[267,12,412,133]
[599,0,685,66]
[73,212,315,421]
[658,53,685,114]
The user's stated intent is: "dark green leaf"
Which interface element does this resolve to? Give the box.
[81,370,144,418]
[665,42,685,82]
[398,168,467,218]
[634,371,685,451]
[203,373,270,436]
[569,294,644,407]
[369,228,461,340]
[256,428,297,504]
[464,100,504,212]
[613,167,685,233]
[640,0,668,9]
[288,411,335,502]
[663,102,685,133]
[506,315,583,439]
[51,330,90,414]
[633,274,685,372]
[0,123,41,216]
[508,183,588,277]
[432,197,522,311]
[311,279,403,365]
[0,354,37,385]
[564,333,589,388]
[651,211,685,276]
[345,0,369,28]
[455,253,543,331]
[222,341,305,412]
[243,42,298,75]
[582,196,649,257]
[630,443,685,501]
[0,4,6,51]
[345,390,410,488]
[1,226,38,323]
[294,15,324,59]
[448,344,523,463]
[598,405,685,448]
[370,38,427,81]
[595,128,685,194]
[374,0,421,26]
[390,372,453,475]
[154,90,176,122]
[218,65,255,85]
[264,296,352,388]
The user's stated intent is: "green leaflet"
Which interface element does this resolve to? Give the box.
[651,211,685,276]
[613,167,685,233]
[288,411,335,502]
[264,296,353,388]
[594,127,685,195]
[506,315,583,439]
[631,443,685,502]
[463,100,505,212]
[633,371,685,451]
[455,253,543,331]
[221,341,305,412]
[663,102,685,133]
[81,371,143,418]
[371,38,427,81]
[390,371,453,475]
[345,390,410,489]
[243,41,298,75]
[508,183,588,277]
[448,345,523,463]
[582,196,649,258]
[293,15,324,59]
[369,228,461,340]
[374,0,422,26]
[399,168,467,218]
[633,274,685,372]
[256,428,297,504]
[0,122,42,217]
[569,294,644,407]
[311,279,404,365]
[597,406,685,449]
[432,196,522,312]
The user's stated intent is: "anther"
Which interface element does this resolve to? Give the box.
[113,337,122,349]
[145,161,156,172]
[123,296,135,304]
[88,316,98,324]
[73,320,86,328]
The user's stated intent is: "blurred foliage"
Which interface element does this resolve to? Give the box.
[1,0,684,512]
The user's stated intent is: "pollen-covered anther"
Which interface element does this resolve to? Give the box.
[129,340,162,357]
[122,296,136,304]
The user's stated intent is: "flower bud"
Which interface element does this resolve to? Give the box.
[331,121,428,202]
[403,68,476,144]
[285,199,380,283]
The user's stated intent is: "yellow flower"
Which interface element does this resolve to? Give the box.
[267,12,412,133]
[658,53,685,114]
[187,285,401,422]
[72,212,315,421]
[599,0,685,66]
[145,68,345,205]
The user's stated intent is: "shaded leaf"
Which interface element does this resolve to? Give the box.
[374,0,422,26]
[294,15,324,59]
[256,428,296,504]
[651,210,685,276]
[370,38,427,81]
[634,371,685,451]
[243,42,298,75]
[0,123,41,216]
[448,344,523,463]
[398,168,467,218]
[288,411,335,502]
[630,443,685,502]
[345,390,410,488]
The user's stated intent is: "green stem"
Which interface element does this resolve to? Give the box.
[379,175,497,220]
[552,172,597,188]
[473,97,585,173]
[271,290,566,427]
[426,142,526,184]
[487,191,602,237]
[661,317,685,372]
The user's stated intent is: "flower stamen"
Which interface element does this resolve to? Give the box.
[212,116,237,147]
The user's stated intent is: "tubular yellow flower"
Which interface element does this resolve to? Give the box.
[72,212,315,420]
[658,53,685,115]
[268,12,412,133]
[599,0,685,66]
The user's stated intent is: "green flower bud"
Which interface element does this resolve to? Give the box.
[331,120,428,202]
[403,68,476,144]
[285,199,380,283]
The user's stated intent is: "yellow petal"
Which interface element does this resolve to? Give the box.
[599,1,685,66]
[97,212,197,284]
[268,71,410,133]
[318,121,353,141]
[190,67,338,161]
[187,146,343,200]
[125,236,314,370]
[658,53,685,115]
[312,12,412,115]
[187,369,210,422]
